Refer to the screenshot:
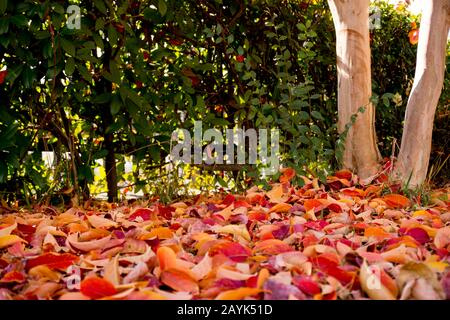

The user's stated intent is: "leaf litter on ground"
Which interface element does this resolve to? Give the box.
[0,169,449,300]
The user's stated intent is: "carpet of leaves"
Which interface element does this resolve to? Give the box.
[1,169,450,300]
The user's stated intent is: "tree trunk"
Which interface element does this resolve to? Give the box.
[100,44,118,203]
[328,0,381,180]
[104,129,118,203]
[393,0,450,187]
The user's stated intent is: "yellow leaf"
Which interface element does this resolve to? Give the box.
[28,265,61,282]
[425,261,448,273]
[213,224,251,241]
[0,235,27,248]
[215,287,262,300]
[0,222,17,237]
[412,210,432,219]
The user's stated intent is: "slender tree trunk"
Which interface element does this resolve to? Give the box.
[393,0,450,187]
[104,128,118,203]
[100,45,118,203]
[328,0,381,180]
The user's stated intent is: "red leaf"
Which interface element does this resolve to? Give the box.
[272,225,290,240]
[334,170,352,180]
[80,277,117,299]
[326,267,356,286]
[210,242,251,262]
[236,55,245,63]
[233,200,251,209]
[246,275,258,288]
[25,253,78,271]
[312,253,339,271]
[157,204,173,220]
[327,203,342,213]
[304,220,328,231]
[222,194,235,206]
[169,39,183,46]
[293,276,321,296]
[129,208,155,221]
[0,258,8,268]
[405,227,430,245]
[0,271,26,284]
[0,70,7,85]
[17,223,36,235]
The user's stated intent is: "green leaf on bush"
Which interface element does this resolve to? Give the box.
[158,0,167,16]
[60,38,75,56]
[65,57,75,76]
[0,0,7,15]
[110,95,121,115]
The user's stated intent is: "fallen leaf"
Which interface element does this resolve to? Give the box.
[0,235,27,249]
[160,269,199,293]
[80,277,118,299]
[26,252,78,271]
[216,287,262,300]
[382,194,410,209]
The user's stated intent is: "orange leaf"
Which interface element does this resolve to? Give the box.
[266,184,289,203]
[80,277,117,299]
[382,194,410,208]
[256,268,270,289]
[280,167,296,183]
[342,188,365,197]
[157,246,178,271]
[364,185,381,197]
[161,269,199,293]
[141,227,174,240]
[253,239,293,255]
[268,203,292,213]
[248,211,268,222]
[304,199,324,212]
[364,226,391,240]
[379,269,398,297]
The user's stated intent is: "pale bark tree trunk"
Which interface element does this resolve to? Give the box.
[393,0,450,187]
[328,0,381,180]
